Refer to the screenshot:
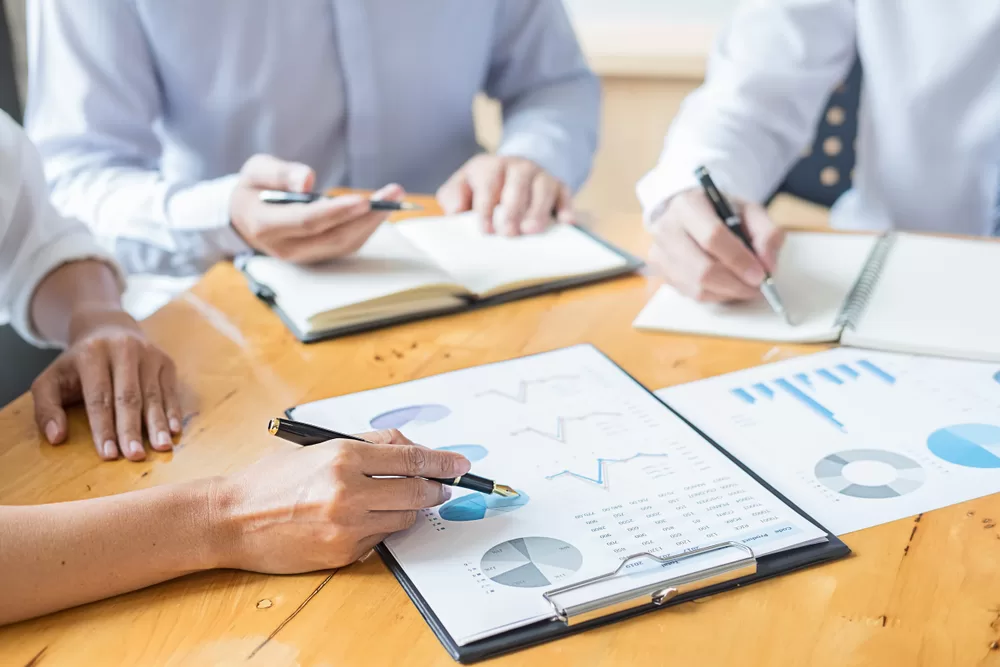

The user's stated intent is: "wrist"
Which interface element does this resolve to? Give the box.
[67,304,140,345]
[204,474,246,571]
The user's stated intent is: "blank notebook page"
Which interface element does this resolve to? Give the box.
[395,213,629,296]
[845,234,1000,360]
[633,233,879,343]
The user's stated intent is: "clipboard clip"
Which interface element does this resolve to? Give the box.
[542,541,757,626]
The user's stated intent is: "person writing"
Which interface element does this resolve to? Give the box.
[637,0,1000,302]
[26,0,600,316]
[0,108,470,625]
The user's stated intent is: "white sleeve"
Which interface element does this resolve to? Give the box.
[0,111,125,348]
[636,0,857,221]
[24,0,248,277]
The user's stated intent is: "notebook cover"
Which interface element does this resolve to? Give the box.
[237,226,644,344]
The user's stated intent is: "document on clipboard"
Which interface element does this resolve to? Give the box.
[289,345,848,662]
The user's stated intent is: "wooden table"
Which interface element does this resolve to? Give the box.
[1,198,999,667]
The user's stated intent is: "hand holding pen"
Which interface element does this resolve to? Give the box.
[229,154,408,265]
[269,417,517,497]
[646,168,788,310]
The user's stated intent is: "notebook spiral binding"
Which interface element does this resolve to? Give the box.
[835,234,896,331]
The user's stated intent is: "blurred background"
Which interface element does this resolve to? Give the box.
[0,0,823,225]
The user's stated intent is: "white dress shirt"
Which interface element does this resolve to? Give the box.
[24,0,599,318]
[638,0,1000,236]
[0,111,120,347]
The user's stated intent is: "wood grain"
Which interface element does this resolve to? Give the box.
[1,198,998,666]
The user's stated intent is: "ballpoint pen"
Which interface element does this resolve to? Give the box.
[268,417,518,497]
[258,190,424,211]
[694,166,792,325]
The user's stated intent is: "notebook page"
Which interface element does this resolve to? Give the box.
[633,232,879,343]
[394,213,629,297]
[243,223,462,333]
[844,234,1000,361]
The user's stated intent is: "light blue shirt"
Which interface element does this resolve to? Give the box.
[25,0,600,281]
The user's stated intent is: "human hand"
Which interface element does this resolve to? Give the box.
[230,154,405,263]
[211,429,471,573]
[31,306,181,462]
[437,155,573,236]
[648,188,785,302]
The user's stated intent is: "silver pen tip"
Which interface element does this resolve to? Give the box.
[760,278,793,326]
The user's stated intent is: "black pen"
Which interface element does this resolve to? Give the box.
[258,190,423,211]
[268,417,518,497]
[694,166,791,324]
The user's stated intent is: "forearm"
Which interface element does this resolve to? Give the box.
[0,478,224,626]
[46,167,248,275]
[30,260,124,346]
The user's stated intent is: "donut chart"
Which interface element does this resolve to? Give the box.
[369,404,451,430]
[815,449,925,499]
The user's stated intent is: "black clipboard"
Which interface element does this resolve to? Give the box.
[237,226,643,344]
[285,344,851,663]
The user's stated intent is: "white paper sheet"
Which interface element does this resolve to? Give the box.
[659,348,1000,536]
[291,346,825,645]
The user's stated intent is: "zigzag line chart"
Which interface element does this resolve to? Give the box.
[509,412,622,444]
[545,453,669,489]
[475,375,580,404]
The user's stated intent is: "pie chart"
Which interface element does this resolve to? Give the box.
[439,490,529,522]
[436,444,489,462]
[815,449,924,498]
[928,424,1000,469]
[480,537,583,588]
[369,404,451,430]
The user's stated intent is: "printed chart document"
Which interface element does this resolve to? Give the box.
[290,346,827,646]
[660,348,1000,535]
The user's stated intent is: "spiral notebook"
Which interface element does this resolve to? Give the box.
[634,232,1000,362]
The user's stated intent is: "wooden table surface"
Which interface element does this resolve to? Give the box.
[1,198,999,667]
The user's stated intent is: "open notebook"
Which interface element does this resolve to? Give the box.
[239,213,640,342]
[634,232,1000,362]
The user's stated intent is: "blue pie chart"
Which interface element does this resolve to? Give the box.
[927,424,1000,469]
[436,444,489,462]
[439,490,530,522]
[369,404,451,430]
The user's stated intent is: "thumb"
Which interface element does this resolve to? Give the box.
[241,154,315,193]
[743,203,785,272]
[436,171,473,215]
[31,364,72,445]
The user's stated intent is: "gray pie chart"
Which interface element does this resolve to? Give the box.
[480,537,583,588]
[815,449,925,499]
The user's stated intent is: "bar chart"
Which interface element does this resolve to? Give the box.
[728,359,896,432]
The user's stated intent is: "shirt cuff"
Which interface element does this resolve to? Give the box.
[12,231,126,349]
[636,162,757,227]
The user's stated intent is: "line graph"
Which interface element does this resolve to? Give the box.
[545,453,669,489]
[476,375,579,404]
[510,412,621,444]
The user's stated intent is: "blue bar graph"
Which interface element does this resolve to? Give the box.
[858,359,896,384]
[728,359,898,432]
[817,369,843,385]
[774,379,846,431]
[836,364,860,379]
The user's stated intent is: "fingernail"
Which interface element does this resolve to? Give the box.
[103,440,118,459]
[292,166,311,192]
[441,486,453,502]
[157,431,173,448]
[169,418,182,433]
[129,440,144,457]
[744,267,766,285]
[44,420,59,444]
